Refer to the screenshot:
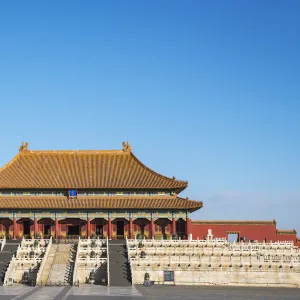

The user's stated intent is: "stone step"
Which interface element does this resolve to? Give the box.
[44,243,76,285]
[108,240,131,286]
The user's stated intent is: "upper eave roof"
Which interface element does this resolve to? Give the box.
[0,145,188,191]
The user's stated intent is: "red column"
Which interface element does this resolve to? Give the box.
[13,214,17,239]
[108,216,112,240]
[55,214,59,239]
[87,216,91,239]
[186,217,191,240]
[129,216,133,239]
[151,215,155,239]
[172,217,176,235]
[34,215,38,237]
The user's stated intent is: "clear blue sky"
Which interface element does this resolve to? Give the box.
[0,1,299,233]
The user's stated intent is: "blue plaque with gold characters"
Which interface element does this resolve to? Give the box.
[69,189,77,197]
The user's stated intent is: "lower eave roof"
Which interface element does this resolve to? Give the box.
[0,196,203,212]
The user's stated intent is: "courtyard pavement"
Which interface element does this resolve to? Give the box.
[0,285,298,299]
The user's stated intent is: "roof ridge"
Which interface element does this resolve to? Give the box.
[130,152,188,186]
[0,151,22,173]
[25,150,125,154]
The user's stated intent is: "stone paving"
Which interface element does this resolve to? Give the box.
[0,285,299,299]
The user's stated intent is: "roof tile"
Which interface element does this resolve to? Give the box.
[0,195,202,211]
[0,149,188,190]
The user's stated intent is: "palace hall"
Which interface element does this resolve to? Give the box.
[0,142,299,246]
[0,142,202,240]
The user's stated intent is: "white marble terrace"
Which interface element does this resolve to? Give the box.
[126,230,300,287]
[4,237,52,286]
[73,237,108,285]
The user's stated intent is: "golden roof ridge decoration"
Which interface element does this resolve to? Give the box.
[122,141,132,152]
[19,142,28,152]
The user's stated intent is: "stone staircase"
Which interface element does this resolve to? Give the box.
[0,239,20,286]
[108,240,131,286]
[39,243,76,286]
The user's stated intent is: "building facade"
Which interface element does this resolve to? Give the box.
[0,142,201,240]
[0,142,299,246]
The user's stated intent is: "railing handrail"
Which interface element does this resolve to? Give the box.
[106,236,109,286]
[36,236,52,284]
[125,237,133,285]
[4,237,41,285]
[72,236,80,286]
[3,255,15,286]
[126,239,297,249]
[1,235,6,251]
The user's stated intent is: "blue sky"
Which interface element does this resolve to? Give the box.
[0,1,299,233]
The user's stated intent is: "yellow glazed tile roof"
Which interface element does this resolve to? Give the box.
[0,195,202,211]
[0,146,188,190]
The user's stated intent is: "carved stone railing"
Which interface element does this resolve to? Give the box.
[73,237,109,285]
[125,237,133,285]
[72,236,80,286]
[3,255,16,286]
[106,237,109,286]
[36,237,52,284]
[0,235,6,251]
[3,238,50,286]
[127,239,298,255]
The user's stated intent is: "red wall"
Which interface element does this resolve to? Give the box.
[191,222,299,245]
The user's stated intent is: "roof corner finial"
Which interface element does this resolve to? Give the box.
[122,141,132,152]
[19,142,28,152]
